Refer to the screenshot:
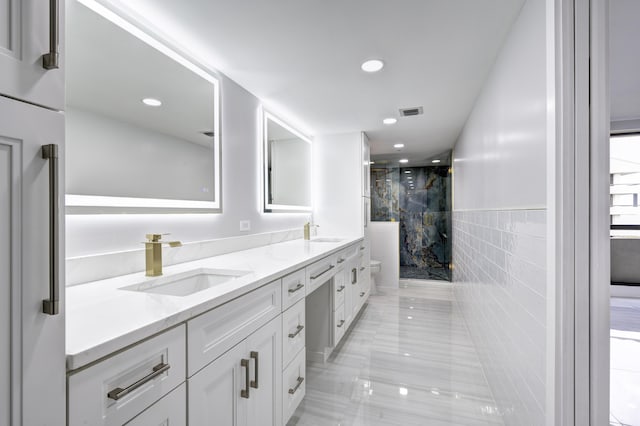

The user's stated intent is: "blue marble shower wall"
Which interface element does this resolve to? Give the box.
[371,166,452,281]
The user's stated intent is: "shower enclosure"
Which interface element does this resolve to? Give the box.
[370,158,452,281]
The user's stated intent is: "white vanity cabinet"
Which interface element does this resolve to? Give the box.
[67,239,368,425]
[126,384,187,426]
[189,316,283,426]
[68,325,187,426]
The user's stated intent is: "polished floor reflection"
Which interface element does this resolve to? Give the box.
[288,282,503,426]
[610,297,640,426]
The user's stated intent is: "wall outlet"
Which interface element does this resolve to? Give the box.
[239,220,251,231]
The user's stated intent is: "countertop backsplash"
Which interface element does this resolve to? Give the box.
[66,228,302,286]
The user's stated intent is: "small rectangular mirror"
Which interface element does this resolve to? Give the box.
[263,112,312,212]
[65,0,221,213]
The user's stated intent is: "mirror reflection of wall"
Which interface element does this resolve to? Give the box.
[65,0,220,211]
[264,113,312,212]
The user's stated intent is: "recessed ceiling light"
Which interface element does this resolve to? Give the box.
[393,143,404,149]
[432,159,441,164]
[383,118,397,125]
[399,387,409,396]
[399,159,409,163]
[404,171,411,174]
[142,98,162,107]
[361,59,384,73]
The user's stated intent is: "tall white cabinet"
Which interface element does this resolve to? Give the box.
[0,1,66,425]
[313,131,371,293]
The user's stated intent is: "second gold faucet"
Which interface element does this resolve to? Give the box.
[144,233,182,277]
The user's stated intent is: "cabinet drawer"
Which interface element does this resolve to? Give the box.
[68,325,186,426]
[333,270,346,310]
[343,243,361,260]
[125,383,186,426]
[282,299,305,369]
[306,254,337,295]
[282,268,306,310]
[187,280,281,376]
[333,304,346,345]
[283,349,306,424]
[335,249,348,267]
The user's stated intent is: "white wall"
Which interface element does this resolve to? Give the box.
[66,74,309,257]
[452,0,549,424]
[313,132,363,237]
[369,222,399,288]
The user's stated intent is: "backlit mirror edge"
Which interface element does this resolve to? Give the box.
[66,0,222,214]
[262,110,313,213]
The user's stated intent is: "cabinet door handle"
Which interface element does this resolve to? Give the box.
[360,246,365,251]
[288,324,304,339]
[42,0,60,69]
[337,258,345,264]
[240,359,250,398]
[310,264,334,280]
[107,362,170,401]
[42,144,59,315]
[360,267,365,272]
[351,268,357,284]
[360,292,365,297]
[288,377,305,395]
[250,351,259,389]
[336,319,345,328]
[336,285,345,293]
[288,283,304,294]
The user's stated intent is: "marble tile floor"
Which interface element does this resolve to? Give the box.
[288,282,504,426]
[610,298,640,426]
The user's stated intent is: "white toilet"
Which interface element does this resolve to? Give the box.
[370,260,382,294]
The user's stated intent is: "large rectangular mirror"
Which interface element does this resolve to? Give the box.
[263,112,312,212]
[65,0,220,213]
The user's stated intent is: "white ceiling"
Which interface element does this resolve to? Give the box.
[610,0,640,123]
[104,0,524,159]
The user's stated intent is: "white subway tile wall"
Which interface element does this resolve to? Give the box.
[453,209,546,425]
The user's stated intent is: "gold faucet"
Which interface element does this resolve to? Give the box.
[144,234,182,277]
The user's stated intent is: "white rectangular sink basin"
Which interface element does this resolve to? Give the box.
[309,237,343,243]
[121,268,252,297]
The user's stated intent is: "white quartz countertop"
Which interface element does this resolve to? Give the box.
[66,236,362,371]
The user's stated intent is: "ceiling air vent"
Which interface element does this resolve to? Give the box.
[399,106,423,117]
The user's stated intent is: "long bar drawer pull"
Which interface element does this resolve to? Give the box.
[310,264,335,280]
[240,359,250,398]
[360,246,365,251]
[336,319,345,328]
[288,283,304,294]
[107,362,170,401]
[360,267,365,272]
[288,377,305,395]
[336,285,345,293]
[288,325,304,339]
[250,351,259,389]
[42,144,59,315]
[337,258,345,264]
[42,0,60,69]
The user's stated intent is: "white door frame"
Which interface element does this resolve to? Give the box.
[587,0,610,423]
[550,0,609,424]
